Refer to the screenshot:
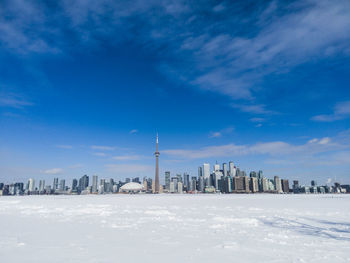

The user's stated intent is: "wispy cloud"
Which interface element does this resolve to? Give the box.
[209,127,234,138]
[163,133,346,160]
[56,145,73,149]
[231,104,275,115]
[209,132,222,138]
[91,145,115,151]
[0,92,33,108]
[92,152,107,157]
[312,101,350,122]
[112,155,142,161]
[129,129,138,134]
[42,168,63,175]
[250,117,266,123]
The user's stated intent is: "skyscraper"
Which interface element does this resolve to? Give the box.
[92,175,98,193]
[154,133,160,193]
[203,163,210,186]
[229,161,234,177]
[53,178,59,190]
[78,175,89,193]
[59,179,65,191]
[222,163,227,177]
[165,171,170,190]
[198,166,203,177]
[28,178,35,192]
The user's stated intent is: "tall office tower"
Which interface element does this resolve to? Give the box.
[109,179,115,192]
[171,177,178,192]
[165,171,171,190]
[214,163,220,172]
[225,176,232,193]
[72,179,78,192]
[143,180,148,191]
[177,181,183,193]
[198,166,203,177]
[125,178,131,183]
[222,163,227,177]
[250,177,259,192]
[203,163,210,186]
[100,179,106,191]
[183,173,189,191]
[262,178,269,192]
[92,175,98,193]
[190,177,197,192]
[229,162,234,176]
[169,181,175,193]
[243,176,250,192]
[213,171,223,190]
[293,180,300,193]
[154,133,160,194]
[59,179,65,191]
[53,178,59,190]
[281,179,290,193]
[274,176,282,193]
[79,175,89,192]
[258,170,263,179]
[198,176,204,192]
[28,178,35,192]
[311,180,317,187]
[39,180,45,192]
[268,179,275,191]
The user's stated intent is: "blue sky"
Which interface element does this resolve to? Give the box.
[0,0,349,185]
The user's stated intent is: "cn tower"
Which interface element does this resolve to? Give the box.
[154,133,160,193]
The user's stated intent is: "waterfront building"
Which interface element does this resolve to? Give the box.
[92,175,98,193]
[165,171,170,190]
[28,178,35,192]
[274,176,282,193]
[281,179,290,193]
[203,163,210,186]
[223,163,227,177]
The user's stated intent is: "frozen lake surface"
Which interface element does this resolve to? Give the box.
[0,194,349,262]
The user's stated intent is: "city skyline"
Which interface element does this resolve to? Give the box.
[1,0,350,184]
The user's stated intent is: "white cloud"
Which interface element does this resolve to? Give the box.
[209,132,222,138]
[129,129,138,134]
[318,137,331,145]
[312,101,350,122]
[163,133,348,160]
[92,152,107,157]
[0,92,33,108]
[231,104,275,115]
[56,145,73,149]
[42,168,63,175]
[112,155,142,161]
[91,145,115,151]
[250,117,266,123]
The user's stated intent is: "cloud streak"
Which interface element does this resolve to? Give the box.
[312,101,350,122]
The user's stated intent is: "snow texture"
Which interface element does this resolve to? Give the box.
[0,194,349,262]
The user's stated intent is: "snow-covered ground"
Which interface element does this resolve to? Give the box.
[0,194,349,263]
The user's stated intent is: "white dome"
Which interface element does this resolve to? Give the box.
[120,182,143,191]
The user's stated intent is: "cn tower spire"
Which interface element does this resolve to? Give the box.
[154,133,160,193]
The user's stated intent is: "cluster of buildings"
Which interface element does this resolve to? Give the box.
[0,161,349,196]
[0,137,349,196]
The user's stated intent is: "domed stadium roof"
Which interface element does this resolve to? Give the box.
[120,182,143,191]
